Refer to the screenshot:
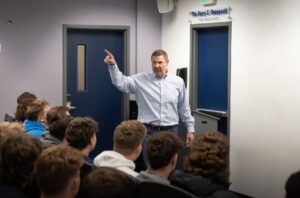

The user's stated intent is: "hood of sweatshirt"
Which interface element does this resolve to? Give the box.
[23,119,45,138]
[93,151,138,177]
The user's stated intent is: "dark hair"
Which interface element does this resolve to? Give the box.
[48,116,73,141]
[184,131,230,186]
[113,120,146,155]
[35,145,83,196]
[285,170,300,198]
[77,167,137,198]
[46,106,70,125]
[26,100,49,121]
[15,92,37,122]
[0,134,42,187]
[147,131,184,169]
[151,49,168,60]
[65,117,98,150]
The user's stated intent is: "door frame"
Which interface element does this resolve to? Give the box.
[190,22,232,135]
[63,25,130,120]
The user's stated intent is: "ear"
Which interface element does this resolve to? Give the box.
[136,144,142,155]
[70,176,80,193]
[38,114,46,123]
[170,154,178,167]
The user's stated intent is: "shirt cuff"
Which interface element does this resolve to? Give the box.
[108,63,118,70]
[187,125,195,133]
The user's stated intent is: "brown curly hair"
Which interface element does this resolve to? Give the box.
[35,145,83,196]
[147,131,184,169]
[65,117,98,150]
[0,133,42,187]
[46,106,70,125]
[184,131,230,186]
[26,100,49,121]
[113,120,146,155]
[14,92,37,122]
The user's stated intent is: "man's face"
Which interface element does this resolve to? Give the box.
[151,55,169,78]
[40,105,51,126]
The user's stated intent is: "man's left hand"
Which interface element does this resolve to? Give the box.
[186,132,194,147]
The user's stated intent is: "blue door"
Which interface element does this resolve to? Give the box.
[66,28,125,157]
[197,26,229,134]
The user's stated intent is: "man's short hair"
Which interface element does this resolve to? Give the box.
[184,131,230,186]
[35,145,83,197]
[113,120,146,155]
[77,167,137,198]
[65,117,98,150]
[151,49,168,60]
[48,116,73,141]
[147,131,184,169]
[0,122,24,135]
[26,100,49,121]
[0,133,42,186]
[46,106,70,125]
[285,170,300,198]
[15,91,37,122]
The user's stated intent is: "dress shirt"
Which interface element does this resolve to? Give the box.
[109,64,195,132]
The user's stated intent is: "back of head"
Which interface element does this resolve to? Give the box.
[46,106,70,125]
[26,100,49,121]
[0,122,24,150]
[184,131,230,186]
[65,117,98,150]
[35,145,83,197]
[147,131,184,169]
[0,122,24,136]
[77,167,137,198]
[113,120,146,155]
[0,122,25,179]
[15,92,37,122]
[17,92,37,105]
[285,170,300,198]
[0,133,42,187]
[48,116,73,141]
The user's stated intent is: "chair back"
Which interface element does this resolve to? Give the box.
[4,113,14,122]
[137,181,199,198]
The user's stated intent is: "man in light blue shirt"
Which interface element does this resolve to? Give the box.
[104,49,195,145]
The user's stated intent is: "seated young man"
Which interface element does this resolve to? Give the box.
[34,145,83,198]
[65,117,98,178]
[94,120,146,177]
[23,100,51,138]
[14,91,37,122]
[285,170,300,198]
[46,106,70,125]
[77,167,137,198]
[40,116,73,149]
[169,131,239,198]
[136,131,184,184]
[0,132,42,198]
[40,105,72,148]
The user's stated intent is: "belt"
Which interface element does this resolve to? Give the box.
[143,123,178,131]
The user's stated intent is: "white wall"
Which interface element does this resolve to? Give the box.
[162,0,300,197]
[0,0,161,120]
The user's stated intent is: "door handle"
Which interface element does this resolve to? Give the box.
[66,94,76,109]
